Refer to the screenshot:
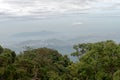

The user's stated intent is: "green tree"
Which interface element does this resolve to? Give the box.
[0,48,17,80]
[113,70,120,80]
[0,45,3,54]
[70,40,120,80]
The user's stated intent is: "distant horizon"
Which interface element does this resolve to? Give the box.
[0,0,120,53]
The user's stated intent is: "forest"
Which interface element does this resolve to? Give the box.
[0,40,120,80]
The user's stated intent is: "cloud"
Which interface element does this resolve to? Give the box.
[91,0,120,10]
[72,22,83,26]
[0,0,119,18]
[0,0,89,17]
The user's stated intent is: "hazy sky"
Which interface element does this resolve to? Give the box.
[0,0,120,37]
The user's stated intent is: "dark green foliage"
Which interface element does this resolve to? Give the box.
[17,48,71,79]
[0,45,3,54]
[70,40,120,80]
[0,48,17,80]
[0,40,120,80]
[113,70,120,80]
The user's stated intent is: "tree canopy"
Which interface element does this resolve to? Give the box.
[0,40,120,80]
[69,40,120,80]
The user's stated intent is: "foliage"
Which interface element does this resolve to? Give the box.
[70,40,120,80]
[0,40,120,80]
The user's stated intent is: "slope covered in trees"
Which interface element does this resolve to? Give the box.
[0,40,120,80]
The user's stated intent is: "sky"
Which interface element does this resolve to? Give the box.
[0,0,120,39]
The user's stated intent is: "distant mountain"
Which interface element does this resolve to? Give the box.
[12,31,59,37]
[6,33,120,55]
[4,39,74,54]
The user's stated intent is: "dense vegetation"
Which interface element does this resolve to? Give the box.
[0,40,120,80]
